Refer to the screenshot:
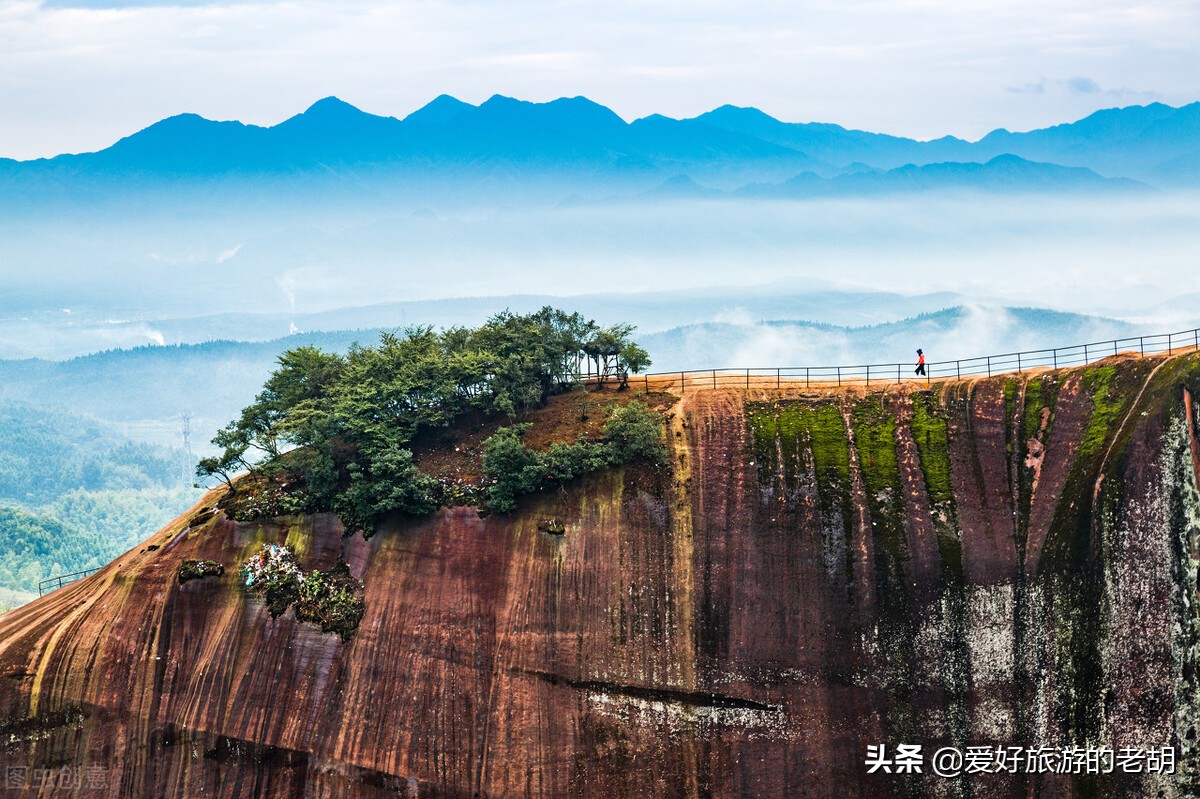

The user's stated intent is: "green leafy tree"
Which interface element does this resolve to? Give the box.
[203,308,652,534]
[616,342,652,389]
[583,324,649,387]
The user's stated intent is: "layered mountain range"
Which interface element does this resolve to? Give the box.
[3,95,1198,204]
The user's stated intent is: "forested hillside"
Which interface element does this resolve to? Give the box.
[0,402,180,503]
[0,402,199,611]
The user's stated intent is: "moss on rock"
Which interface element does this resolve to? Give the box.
[910,391,952,506]
[746,399,851,524]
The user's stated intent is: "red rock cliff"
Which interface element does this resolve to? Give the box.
[1,354,1199,798]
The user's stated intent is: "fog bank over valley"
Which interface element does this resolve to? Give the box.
[3,192,1199,359]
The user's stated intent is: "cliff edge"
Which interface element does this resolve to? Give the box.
[1,354,1199,798]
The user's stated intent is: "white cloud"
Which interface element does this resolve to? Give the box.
[215,243,241,263]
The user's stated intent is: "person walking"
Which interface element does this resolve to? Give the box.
[915,349,926,377]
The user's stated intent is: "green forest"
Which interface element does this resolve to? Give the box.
[0,402,200,612]
[0,402,183,503]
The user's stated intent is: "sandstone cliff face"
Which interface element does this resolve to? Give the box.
[1,356,1199,798]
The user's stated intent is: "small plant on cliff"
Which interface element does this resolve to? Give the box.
[481,401,666,513]
[178,559,224,583]
[293,562,366,641]
[239,544,366,639]
[240,544,303,617]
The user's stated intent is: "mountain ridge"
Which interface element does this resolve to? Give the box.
[3,95,1197,191]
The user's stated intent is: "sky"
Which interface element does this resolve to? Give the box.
[0,0,1198,160]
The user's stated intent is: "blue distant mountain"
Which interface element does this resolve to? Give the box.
[695,101,1200,184]
[6,95,824,184]
[733,155,1145,198]
[692,104,975,169]
[0,95,1194,205]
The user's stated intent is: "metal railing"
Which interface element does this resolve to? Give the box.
[37,567,101,597]
[610,326,1200,392]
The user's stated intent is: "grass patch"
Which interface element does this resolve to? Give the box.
[178,559,224,583]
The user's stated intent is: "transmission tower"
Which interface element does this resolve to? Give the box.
[180,412,195,488]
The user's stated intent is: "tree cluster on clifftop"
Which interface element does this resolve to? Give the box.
[198,307,657,535]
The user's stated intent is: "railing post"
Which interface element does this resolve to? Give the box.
[1084,343,1089,364]
[837,366,841,387]
[680,371,685,393]
[956,361,961,379]
[1053,349,1057,370]
[897,364,901,384]
[776,368,780,389]
[644,374,649,393]
[866,365,870,386]
[712,369,717,389]
[987,356,991,377]
[1169,333,1173,355]
[1113,340,1117,356]
[1017,353,1022,373]
[806,367,810,388]
[745,368,750,389]
[1140,337,1144,356]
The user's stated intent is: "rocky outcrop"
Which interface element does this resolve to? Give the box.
[1,355,1198,798]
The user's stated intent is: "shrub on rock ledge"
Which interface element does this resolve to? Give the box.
[482,400,667,513]
[178,559,224,583]
[294,562,366,641]
[240,544,303,617]
[239,544,365,639]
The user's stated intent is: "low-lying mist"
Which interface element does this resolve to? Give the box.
[2,190,1198,358]
[642,305,1144,373]
[0,303,1163,457]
